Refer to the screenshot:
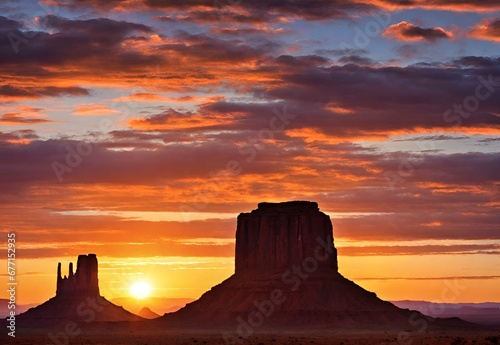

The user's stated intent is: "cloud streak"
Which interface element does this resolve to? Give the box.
[469,18,500,42]
[383,21,453,42]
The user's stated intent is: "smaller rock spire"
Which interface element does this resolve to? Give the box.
[55,254,100,298]
[56,262,62,295]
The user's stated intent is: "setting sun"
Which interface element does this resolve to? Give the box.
[129,281,152,300]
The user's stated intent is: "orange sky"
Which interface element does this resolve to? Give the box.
[0,0,499,306]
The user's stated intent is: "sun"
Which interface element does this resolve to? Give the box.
[129,281,152,300]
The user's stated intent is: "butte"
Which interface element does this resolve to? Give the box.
[160,201,466,331]
[18,254,142,327]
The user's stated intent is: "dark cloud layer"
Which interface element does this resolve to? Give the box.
[65,0,500,21]
[0,114,52,124]
[74,0,377,21]
[0,134,498,223]
[0,15,22,30]
[0,15,158,74]
[43,15,152,40]
[0,85,89,98]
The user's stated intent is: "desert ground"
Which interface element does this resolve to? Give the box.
[5,328,500,345]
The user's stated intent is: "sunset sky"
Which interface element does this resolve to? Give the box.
[0,0,499,306]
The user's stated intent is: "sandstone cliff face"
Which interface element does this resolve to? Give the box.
[57,254,99,297]
[235,201,338,274]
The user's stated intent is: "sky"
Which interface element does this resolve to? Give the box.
[0,0,499,306]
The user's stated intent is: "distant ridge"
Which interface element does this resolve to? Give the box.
[138,307,161,319]
[392,300,500,325]
[0,299,37,318]
[110,297,194,315]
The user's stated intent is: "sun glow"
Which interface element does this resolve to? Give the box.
[129,281,152,299]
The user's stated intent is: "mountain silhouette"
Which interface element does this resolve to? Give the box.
[159,201,471,331]
[17,254,143,327]
[138,307,161,319]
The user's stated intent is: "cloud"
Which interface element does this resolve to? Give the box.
[73,104,122,116]
[469,18,500,42]
[0,125,497,261]
[0,17,279,96]
[0,113,52,125]
[0,85,89,99]
[82,54,500,143]
[0,136,297,189]
[353,275,500,280]
[141,0,377,21]
[154,11,273,25]
[338,55,377,66]
[383,21,453,42]
[274,54,330,67]
[0,130,39,143]
[112,93,220,104]
[0,15,161,77]
[332,211,500,241]
[339,244,500,256]
[0,15,22,30]
[129,108,238,130]
[412,152,500,184]
[244,60,500,139]
[42,15,152,40]
[158,32,274,64]
[208,26,288,37]
[372,0,500,12]
[315,48,368,57]
[393,135,470,141]
[452,56,500,68]
[0,107,52,125]
[64,0,500,22]
[478,137,500,143]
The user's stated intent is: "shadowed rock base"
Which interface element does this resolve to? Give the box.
[162,270,417,328]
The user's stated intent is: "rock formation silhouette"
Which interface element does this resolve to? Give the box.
[161,201,468,330]
[57,254,99,297]
[235,201,337,273]
[18,254,142,326]
[138,307,161,319]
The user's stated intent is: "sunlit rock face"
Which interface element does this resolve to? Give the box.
[235,201,338,274]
